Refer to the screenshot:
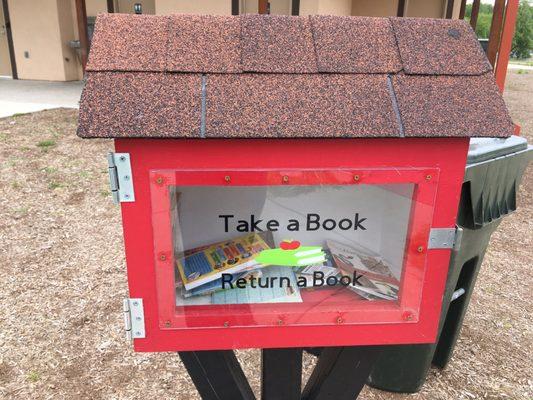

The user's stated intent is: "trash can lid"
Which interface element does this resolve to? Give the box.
[467,135,529,164]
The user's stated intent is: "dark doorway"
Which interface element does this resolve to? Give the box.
[1,0,17,79]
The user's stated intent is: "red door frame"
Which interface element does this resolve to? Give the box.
[115,137,469,352]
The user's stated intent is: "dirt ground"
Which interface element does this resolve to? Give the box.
[0,71,531,400]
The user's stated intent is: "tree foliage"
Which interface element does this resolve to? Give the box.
[465,1,532,59]
[512,0,532,59]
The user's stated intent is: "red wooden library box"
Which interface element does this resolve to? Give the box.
[78,14,514,352]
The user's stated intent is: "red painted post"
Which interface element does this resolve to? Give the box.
[494,0,520,93]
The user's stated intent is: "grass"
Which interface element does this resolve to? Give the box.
[36,140,56,149]
[11,112,29,118]
[27,371,40,383]
[48,182,64,190]
[511,58,533,67]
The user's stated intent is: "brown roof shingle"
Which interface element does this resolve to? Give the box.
[311,15,402,73]
[206,74,399,138]
[392,73,514,137]
[391,17,492,75]
[78,14,514,139]
[240,15,318,73]
[86,14,169,72]
[78,72,201,138]
[166,15,241,73]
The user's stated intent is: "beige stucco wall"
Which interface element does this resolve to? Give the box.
[86,0,108,16]
[8,0,79,81]
[155,0,231,15]
[301,0,398,16]
[117,0,155,14]
[300,0,353,16]
[352,0,398,17]
[405,0,446,18]
[270,0,292,15]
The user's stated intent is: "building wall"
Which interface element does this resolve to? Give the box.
[118,0,155,14]
[8,0,79,81]
[270,0,292,15]
[86,0,107,16]
[319,0,352,16]
[155,0,232,15]
[352,0,398,17]
[405,0,446,18]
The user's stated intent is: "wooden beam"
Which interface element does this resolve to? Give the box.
[486,0,506,67]
[470,0,480,29]
[397,0,406,17]
[178,351,255,400]
[445,0,455,19]
[107,0,114,13]
[459,0,467,19]
[494,0,520,92]
[302,346,382,400]
[261,348,302,400]
[75,0,89,72]
[1,0,17,79]
[258,0,268,14]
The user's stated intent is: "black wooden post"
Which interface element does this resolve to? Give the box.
[261,348,303,400]
[179,350,256,400]
[302,346,382,400]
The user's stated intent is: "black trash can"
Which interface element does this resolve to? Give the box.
[367,135,532,393]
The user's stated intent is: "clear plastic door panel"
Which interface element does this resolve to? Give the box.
[150,169,437,329]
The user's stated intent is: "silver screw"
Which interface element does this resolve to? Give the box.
[123,175,130,180]
[119,156,126,162]
[132,301,138,306]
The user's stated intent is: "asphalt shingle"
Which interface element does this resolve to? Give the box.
[240,15,318,73]
[205,74,399,138]
[86,14,169,72]
[78,72,201,138]
[166,15,241,73]
[391,17,492,75]
[392,73,514,137]
[311,15,402,73]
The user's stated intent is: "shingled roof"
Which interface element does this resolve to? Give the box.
[78,14,514,139]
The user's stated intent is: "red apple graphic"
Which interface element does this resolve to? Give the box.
[279,240,301,250]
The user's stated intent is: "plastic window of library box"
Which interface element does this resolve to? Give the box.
[150,170,435,329]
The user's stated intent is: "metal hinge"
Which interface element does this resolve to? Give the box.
[428,226,463,250]
[123,298,145,340]
[107,153,135,204]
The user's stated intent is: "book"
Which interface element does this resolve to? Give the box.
[348,275,399,301]
[327,240,400,286]
[176,233,272,290]
[183,269,262,298]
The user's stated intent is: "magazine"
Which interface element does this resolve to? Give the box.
[183,269,263,298]
[176,233,272,290]
[327,240,399,286]
[349,275,399,301]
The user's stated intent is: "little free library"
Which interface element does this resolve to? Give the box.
[77,12,518,400]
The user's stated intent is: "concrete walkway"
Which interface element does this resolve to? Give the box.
[508,63,533,71]
[0,77,83,118]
